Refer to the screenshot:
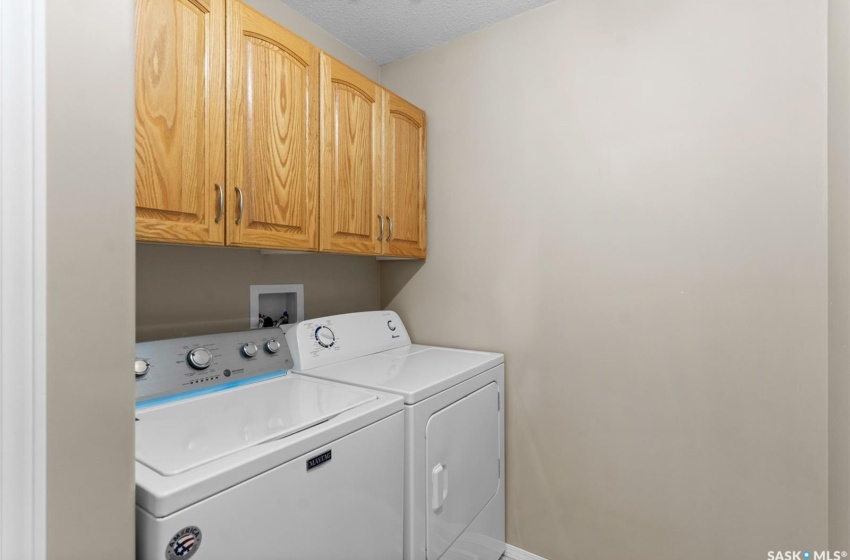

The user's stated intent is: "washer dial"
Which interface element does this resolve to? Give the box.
[187,347,213,370]
[315,326,335,348]
[265,339,281,354]
[134,359,150,377]
[241,342,259,358]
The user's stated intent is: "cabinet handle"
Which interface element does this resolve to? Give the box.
[214,183,223,223]
[387,216,394,241]
[235,187,243,225]
[377,214,384,241]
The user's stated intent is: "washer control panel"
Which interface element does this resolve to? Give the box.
[135,329,293,403]
[286,311,411,371]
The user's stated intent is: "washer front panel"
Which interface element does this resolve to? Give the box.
[136,412,405,560]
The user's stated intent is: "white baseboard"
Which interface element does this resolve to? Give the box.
[502,544,549,560]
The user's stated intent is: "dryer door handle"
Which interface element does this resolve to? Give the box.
[431,463,448,512]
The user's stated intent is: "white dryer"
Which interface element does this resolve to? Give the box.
[134,328,404,560]
[286,311,505,560]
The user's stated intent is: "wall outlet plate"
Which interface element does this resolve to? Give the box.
[249,284,304,330]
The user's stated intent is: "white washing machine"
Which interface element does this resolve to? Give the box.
[285,311,505,560]
[134,328,404,560]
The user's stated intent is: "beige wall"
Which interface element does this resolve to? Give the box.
[136,0,382,342]
[380,1,828,558]
[137,245,380,341]
[830,0,850,551]
[46,0,136,557]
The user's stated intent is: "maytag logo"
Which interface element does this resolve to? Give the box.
[306,450,332,471]
[768,552,847,560]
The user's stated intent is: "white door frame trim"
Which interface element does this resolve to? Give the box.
[0,0,47,558]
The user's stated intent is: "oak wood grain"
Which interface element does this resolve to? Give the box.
[319,54,383,255]
[135,0,225,245]
[226,0,319,250]
[382,91,426,258]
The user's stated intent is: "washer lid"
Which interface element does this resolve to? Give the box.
[294,345,504,404]
[135,375,376,476]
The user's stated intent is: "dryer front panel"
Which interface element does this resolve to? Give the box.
[425,382,500,560]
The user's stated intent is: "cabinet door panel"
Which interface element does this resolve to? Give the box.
[320,55,382,255]
[226,1,319,249]
[135,0,225,245]
[383,92,426,258]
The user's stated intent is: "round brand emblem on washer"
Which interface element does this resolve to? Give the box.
[165,526,202,559]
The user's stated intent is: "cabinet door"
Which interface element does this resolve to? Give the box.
[383,92,426,258]
[135,0,225,245]
[226,0,319,250]
[319,55,383,255]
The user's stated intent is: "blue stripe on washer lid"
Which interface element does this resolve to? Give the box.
[136,370,288,410]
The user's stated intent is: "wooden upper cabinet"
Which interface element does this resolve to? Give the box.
[319,55,383,255]
[135,0,225,245]
[383,92,427,258]
[135,0,426,256]
[225,0,319,250]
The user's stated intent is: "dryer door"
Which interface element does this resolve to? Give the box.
[425,382,500,560]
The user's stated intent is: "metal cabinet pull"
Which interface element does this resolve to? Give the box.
[377,214,384,241]
[387,216,394,241]
[214,184,223,223]
[235,187,244,225]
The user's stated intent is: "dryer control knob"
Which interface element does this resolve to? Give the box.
[187,347,213,370]
[315,326,335,348]
[266,339,281,354]
[241,342,259,358]
[134,359,149,377]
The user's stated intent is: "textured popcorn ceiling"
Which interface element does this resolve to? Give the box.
[279,0,557,65]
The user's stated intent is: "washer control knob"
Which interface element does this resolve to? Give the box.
[241,342,259,358]
[387,320,397,332]
[187,347,213,370]
[315,326,335,348]
[134,359,150,377]
[265,339,281,354]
